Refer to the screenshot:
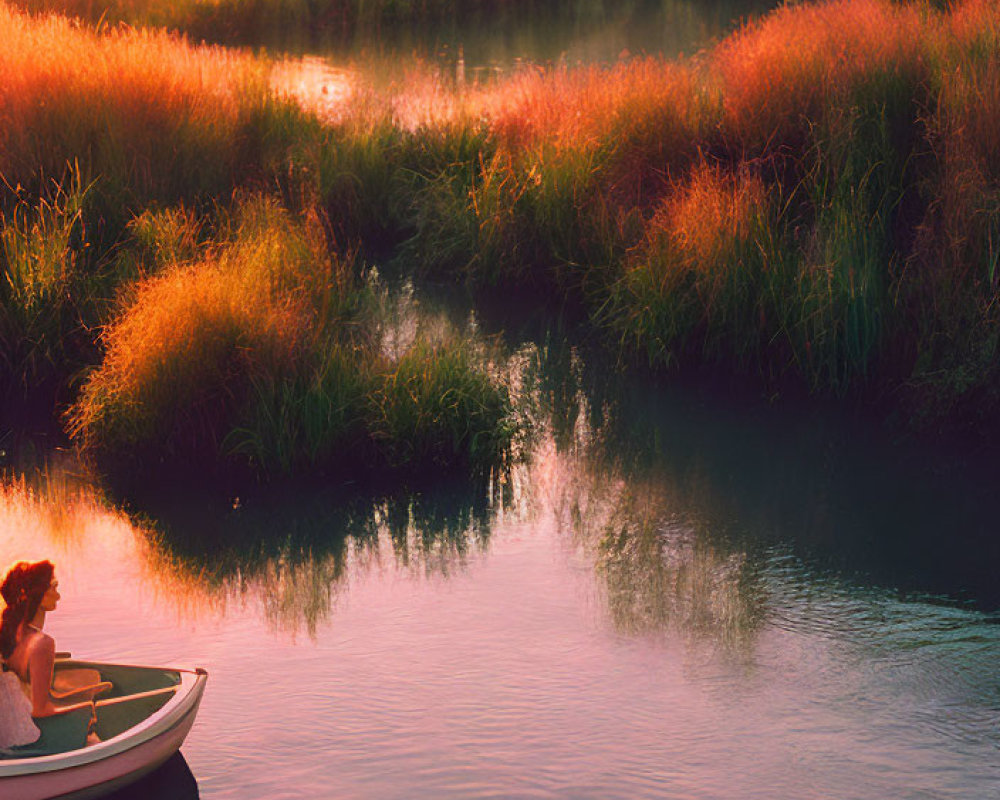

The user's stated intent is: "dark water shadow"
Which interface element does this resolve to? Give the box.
[97,753,198,800]
[185,0,779,66]
[567,354,1000,611]
[450,287,1000,614]
[125,474,500,634]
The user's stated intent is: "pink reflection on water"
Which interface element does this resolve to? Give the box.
[270,55,494,132]
[1,452,997,799]
[270,56,355,122]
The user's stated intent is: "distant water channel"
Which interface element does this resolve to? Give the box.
[2,281,1000,798]
[273,0,779,68]
[269,0,780,121]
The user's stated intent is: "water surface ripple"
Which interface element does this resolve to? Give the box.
[2,420,999,800]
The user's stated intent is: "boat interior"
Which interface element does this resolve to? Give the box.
[2,661,181,759]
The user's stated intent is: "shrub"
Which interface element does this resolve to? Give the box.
[368,336,514,476]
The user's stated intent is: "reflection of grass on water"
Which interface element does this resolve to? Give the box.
[597,496,765,642]
[509,335,769,647]
[554,457,767,648]
[133,478,496,633]
[0,468,96,550]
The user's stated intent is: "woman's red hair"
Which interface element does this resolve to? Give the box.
[0,560,55,662]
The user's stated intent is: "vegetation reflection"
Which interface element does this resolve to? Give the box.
[135,477,498,635]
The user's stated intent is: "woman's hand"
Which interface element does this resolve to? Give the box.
[89,681,113,698]
[52,679,113,702]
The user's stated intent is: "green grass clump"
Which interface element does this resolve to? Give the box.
[67,195,515,482]
[317,111,418,254]
[369,337,513,475]
[227,341,373,476]
[0,170,106,412]
[128,206,205,270]
[66,197,326,471]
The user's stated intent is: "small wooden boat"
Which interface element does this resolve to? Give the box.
[0,657,207,800]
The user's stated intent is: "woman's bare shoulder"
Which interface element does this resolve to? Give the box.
[16,628,54,662]
[29,629,55,653]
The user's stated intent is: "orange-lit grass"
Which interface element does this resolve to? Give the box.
[66,197,329,466]
[0,3,299,203]
[482,58,712,228]
[612,107,905,391]
[713,0,931,153]
[67,195,515,480]
[612,162,775,369]
[402,59,712,287]
[9,0,1000,432]
[485,59,709,160]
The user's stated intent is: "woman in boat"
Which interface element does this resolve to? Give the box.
[0,560,111,750]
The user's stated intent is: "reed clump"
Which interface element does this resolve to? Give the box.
[405,59,710,290]
[612,162,778,372]
[369,337,514,474]
[66,197,330,471]
[0,3,316,207]
[0,169,109,414]
[67,196,515,481]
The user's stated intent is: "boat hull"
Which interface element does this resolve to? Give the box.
[0,664,207,800]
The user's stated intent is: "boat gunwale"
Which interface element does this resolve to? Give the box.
[0,662,207,777]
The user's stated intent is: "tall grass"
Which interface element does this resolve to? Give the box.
[0,3,314,206]
[404,59,711,289]
[0,169,104,412]
[66,196,515,481]
[712,0,930,154]
[66,198,325,470]
[0,3,520,479]
[611,162,777,371]
[7,0,1000,451]
[396,0,1000,420]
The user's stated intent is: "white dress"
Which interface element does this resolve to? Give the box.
[0,670,40,750]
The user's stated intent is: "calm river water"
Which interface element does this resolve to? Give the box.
[275,0,778,69]
[2,309,1000,799]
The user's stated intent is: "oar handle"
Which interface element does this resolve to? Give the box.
[95,686,178,708]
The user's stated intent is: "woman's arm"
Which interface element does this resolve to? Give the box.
[51,681,113,702]
[27,635,100,717]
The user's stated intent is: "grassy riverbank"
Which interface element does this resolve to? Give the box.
[408,0,1000,432]
[0,3,513,481]
[2,0,1000,484]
